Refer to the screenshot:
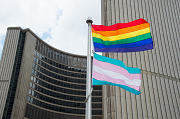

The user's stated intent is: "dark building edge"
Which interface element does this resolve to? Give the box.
[2,32,26,119]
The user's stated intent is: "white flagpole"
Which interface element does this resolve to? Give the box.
[85,17,93,119]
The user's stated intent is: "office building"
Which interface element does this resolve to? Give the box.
[0,27,102,119]
[101,0,180,119]
[1,0,180,119]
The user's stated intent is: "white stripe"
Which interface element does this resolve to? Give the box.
[93,65,141,86]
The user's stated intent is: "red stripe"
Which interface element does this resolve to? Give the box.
[92,18,148,31]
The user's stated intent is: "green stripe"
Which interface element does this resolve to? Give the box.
[93,33,152,45]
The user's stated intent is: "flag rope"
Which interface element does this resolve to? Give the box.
[84,87,93,103]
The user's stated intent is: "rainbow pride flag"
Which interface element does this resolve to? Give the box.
[92,18,153,52]
[92,53,141,95]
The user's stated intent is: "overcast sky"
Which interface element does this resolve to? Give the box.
[0,0,101,59]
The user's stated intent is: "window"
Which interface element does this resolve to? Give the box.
[32,69,34,74]
[34,77,36,83]
[36,57,39,63]
[31,90,34,96]
[39,54,42,59]
[33,57,36,62]
[30,82,32,87]
[28,89,31,94]
[27,96,30,102]
[37,52,39,58]
[36,79,39,84]
[34,70,37,76]
[34,50,37,55]
[32,83,35,89]
[31,76,33,81]
[33,63,35,68]
[30,97,33,103]
[34,64,37,69]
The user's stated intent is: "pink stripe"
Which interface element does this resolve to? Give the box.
[93,71,140,90]
[93,58,141,80]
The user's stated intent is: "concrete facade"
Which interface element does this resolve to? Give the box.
[10,31,37,119]
[101,0,180,119]
[0,28,37,119]
[0,29,21,119]
[0,27,102,119]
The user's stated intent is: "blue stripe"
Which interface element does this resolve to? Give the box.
[93,78,141,95]
[94,53,141,74]
[93,38,152,48]
[94,42,153,53]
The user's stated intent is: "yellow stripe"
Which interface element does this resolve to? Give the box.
[92,23,150,36]
[92,27,150,41]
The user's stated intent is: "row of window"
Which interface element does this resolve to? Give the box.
[29,89,102,108]
[30,81,86,96]
[28,96,102,115]
[29,89,84,108]
[33,58,86,78]
[33,50,102,90]
[31,75,86,90]
[31,74,102,90]
[35,41,87,67]
[29,82,102,102]
[31,73,101,92]
[35,51,87,73]
[32,68,86,84]
[30,81,102,97]
[25,104,102,119]
[33,56,86,75]
[32,61,86,79]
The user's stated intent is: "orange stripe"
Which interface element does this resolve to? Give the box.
[92,23,150,37]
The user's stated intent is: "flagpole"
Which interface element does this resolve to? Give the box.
[86,17,93,119]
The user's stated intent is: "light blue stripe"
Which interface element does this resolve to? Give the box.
[94,53,141,74]
[93,78,141,95]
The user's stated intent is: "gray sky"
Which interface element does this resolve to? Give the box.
[0,0,101,58]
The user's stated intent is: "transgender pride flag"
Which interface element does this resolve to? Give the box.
[92,53,141,95]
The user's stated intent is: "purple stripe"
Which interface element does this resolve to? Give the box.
[93,58,141,80]
[93,71,140,90]
[94,43,153,52]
